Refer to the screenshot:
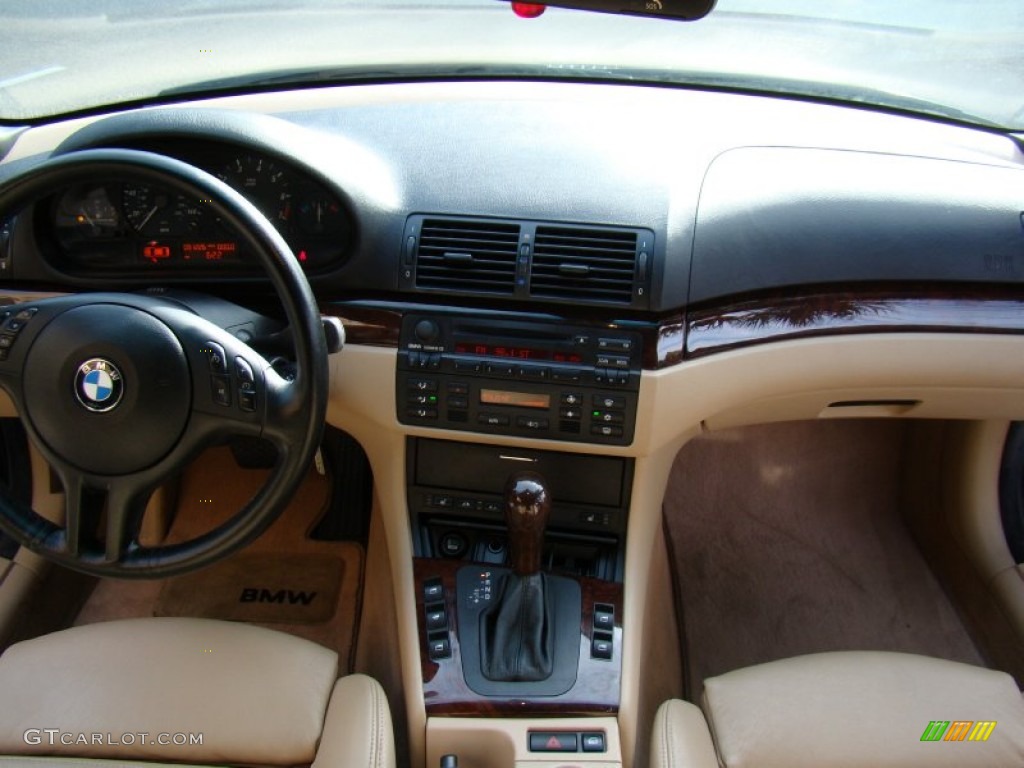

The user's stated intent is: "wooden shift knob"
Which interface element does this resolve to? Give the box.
[504,471,551,576]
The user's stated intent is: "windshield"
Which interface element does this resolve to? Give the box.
[2,1,1023,130]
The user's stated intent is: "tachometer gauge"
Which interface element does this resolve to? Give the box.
[217,154,292,234]
[123,184,207,237]
[54,185,121,239]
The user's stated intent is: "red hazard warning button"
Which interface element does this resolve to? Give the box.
[528,732,578,752]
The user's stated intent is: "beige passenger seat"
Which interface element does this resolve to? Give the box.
[651,651,1024,768]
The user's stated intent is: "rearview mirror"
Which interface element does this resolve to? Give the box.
[501,0,717,22]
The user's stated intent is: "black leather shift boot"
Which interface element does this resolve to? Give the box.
[479,572,554,682]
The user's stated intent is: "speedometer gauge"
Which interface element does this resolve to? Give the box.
[123,184,207,237]
[217,154,292,234]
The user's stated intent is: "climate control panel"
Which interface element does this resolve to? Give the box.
[396,315,641,446]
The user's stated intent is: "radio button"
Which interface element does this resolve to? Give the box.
[560,407,582,420]
[550,368,582,383]
[591,424,624,438]
[409,378,438,392]
[479,413,510,427]
[486,363,516,376]
[517,416,549,430]
[447,396,468,409]
[454,360,481,373]
[519,366,549,380]
[596,354,630,369]
[447,382,469,395]
[598,337,633,352]
[561,393,583,406]
[593,394,626,409]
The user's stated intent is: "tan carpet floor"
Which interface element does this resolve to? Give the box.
[75,446,362,669]
[664,420,984,699]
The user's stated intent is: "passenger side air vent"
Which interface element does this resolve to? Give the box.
[412,217,520,295]
[530,225,640,304]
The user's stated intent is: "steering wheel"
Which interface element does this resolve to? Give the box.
[0,149,328,578]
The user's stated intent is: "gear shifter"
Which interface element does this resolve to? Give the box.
[505,472,550,575]
[479,471,554,682]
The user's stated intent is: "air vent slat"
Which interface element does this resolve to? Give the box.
[414,217,520,295]
[530,225,639,304]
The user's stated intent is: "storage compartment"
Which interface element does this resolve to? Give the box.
[407,438,632,580]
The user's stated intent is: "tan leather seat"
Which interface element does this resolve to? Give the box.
[651,651,1024,768]
[0,617,395,768]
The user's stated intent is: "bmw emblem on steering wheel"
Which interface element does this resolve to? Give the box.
[74,358,124,413]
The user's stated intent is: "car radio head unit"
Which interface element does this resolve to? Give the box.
[396,314,641,446]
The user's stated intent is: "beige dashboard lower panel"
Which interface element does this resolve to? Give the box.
[427,716,621,768]
[326,332,1024,768]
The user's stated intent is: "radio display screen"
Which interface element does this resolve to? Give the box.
[480,389,551,410]
[454,342,583,365]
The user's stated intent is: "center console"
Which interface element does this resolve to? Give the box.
[400,315,634,768]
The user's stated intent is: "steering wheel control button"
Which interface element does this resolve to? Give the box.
[235,357,257,412]
[204,341,228,373]
[74,359,124,413]
[211,375,231,407]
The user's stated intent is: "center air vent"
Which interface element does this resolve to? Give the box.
[401,215,653,308]
[530,226,639,304]
[412,217,520,295]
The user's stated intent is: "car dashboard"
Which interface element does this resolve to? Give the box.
[1,78,1024,768]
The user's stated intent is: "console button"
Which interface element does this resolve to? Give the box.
[423,578,444,601]
[425,606,448,630]
[516,416,549,430]
[454,360,480,373]
[408,378,438,392]
[408,407,438,420]
[446,396,468,409]
[591,424,624,438]
[486,363,515,376]
[560,407,581,420]
[519,366,549,380]
[427,635,451,661]
[440,532,468,557]
[529,733,579,753]
[582,733,607,753]
[560,393,583,406]
[593,394,626,409]
[447,381,469,395]
[408,393,439,406]
[550,368,582,383]
[479,413,510,427]
[598,337,632,352]
[592,411,624,425]
[593,606,615,631]
[591,636,613,660]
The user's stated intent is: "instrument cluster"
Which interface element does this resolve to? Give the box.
[44,147,351,277]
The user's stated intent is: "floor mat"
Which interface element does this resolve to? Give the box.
[75,446,363,668]
[664,420,984,699]
[155,552,345,624]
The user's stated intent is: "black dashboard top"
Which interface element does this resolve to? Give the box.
[1,81,1022,315]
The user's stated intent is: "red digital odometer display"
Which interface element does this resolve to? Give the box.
[182,241,239,262]
[454,342,582,364]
